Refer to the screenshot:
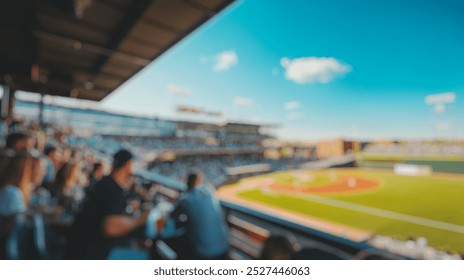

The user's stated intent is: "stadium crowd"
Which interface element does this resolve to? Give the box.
[0,120,311,260]
[150,155,310,187]
[0,120,461,260]
[0,125,232,259]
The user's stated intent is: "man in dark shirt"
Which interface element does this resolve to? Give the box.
[66,149,148,259]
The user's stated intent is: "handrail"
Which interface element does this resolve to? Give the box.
[135,169,186,192]
[134,168,376,259]
[155,240,177,260]
[221,200,370,256]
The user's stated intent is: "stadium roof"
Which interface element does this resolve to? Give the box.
[0,0,235,101]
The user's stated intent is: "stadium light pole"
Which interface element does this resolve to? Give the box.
[425,92,456,141]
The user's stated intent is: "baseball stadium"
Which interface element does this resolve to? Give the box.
[1,0,464,262]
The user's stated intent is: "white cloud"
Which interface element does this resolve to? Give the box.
[213,51,238,72]
[284,101,300,111]
[234,96,253,107]
[425,92,455,105]
[280,57,351,84]
[167,83,192,97]
[287,112,304,120]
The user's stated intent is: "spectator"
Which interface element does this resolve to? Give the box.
[55,131,67,147]
[0,152,34,218]
[47,131,67,149]
[88,162,104,187]
[34,130,46,154]
[260,234,298,260]
[43,145,61,185]
[5,132,32,152]
[29,156,52,209]
[61,147,73,163]
[65,149,149,260]
[51,162,84,213]
[172,172,229,259]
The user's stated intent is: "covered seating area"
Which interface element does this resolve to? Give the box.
[0,0,235,119]
[1,0,238,260]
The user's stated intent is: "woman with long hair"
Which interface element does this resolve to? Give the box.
[0,151,36,259]
[51,162,84,213]
[0,152,34,217]
[30,156,51,209]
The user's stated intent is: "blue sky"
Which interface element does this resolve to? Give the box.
[101,0,464,141]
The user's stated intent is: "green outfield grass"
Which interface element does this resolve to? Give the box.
[358,153,464,174]
[237,169,464,252]
[273,172,333,187]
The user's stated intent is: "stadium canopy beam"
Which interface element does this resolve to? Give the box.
[34,30,151,67]
[141,18,184,36]
[184,0,217,17]
[0,0,236,102]
[92,0,154,75]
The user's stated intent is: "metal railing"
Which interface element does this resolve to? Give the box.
[135,168,394,260]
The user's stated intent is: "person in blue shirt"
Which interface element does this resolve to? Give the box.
[174,172,229,259]
[0,184,26,218]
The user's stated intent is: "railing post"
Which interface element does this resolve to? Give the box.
[1,79,16,132]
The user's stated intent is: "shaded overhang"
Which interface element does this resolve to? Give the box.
[0,0,235,101]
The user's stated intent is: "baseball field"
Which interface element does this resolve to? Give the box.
[219,167,464,253]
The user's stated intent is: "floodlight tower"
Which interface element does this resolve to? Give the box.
[425,92,456,141]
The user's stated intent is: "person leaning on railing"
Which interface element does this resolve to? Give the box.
[171,172,229,260]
